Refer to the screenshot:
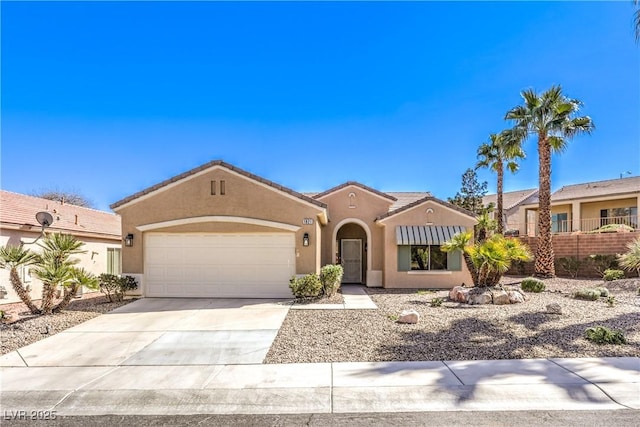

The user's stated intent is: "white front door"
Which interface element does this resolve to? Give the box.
[341,239,362,283]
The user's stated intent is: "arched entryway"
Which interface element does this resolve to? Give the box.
[333,219,371,284]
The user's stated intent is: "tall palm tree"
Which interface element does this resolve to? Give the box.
[635,0,640,42]
[476,131,525,234]
[506,85,594,277]
[0,245,41,314]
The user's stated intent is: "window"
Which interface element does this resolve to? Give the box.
[410,245,448,270]
[107,248,121,275]
[552,213,568,233]
[600,207,638,228]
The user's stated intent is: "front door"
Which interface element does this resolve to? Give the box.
[341,239,362,283]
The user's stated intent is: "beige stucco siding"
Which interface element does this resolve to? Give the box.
[316,186,390,270]
[116,167,324,276]
[378,200,475,289]
[0,229,121,304]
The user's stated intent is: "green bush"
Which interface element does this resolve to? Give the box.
[605,296,616,307]
[289,273,322,298]
[430,297,444,307]
[618,237,640,277]
[556,257,582,278]
[603,269,625,282]
[574,288,601,301]
[319,264,343,297]
[584,326,626,345]
[594,287,609,297]
[521,277,545,293]
[99,274,138,302]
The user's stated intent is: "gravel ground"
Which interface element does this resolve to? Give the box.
[0,293,137,355]
[265,276,640,363]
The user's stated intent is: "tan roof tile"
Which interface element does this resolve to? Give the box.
[1,190,121,239]
[483,188,538,210]
[550,176,640,202]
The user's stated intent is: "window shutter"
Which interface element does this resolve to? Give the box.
[397,245,411,271]
[447,249,462,271]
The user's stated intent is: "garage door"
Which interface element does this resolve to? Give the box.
[144,233,295,298]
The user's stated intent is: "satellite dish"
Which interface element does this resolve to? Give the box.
[35,211,54,227]
[22,212,54,246]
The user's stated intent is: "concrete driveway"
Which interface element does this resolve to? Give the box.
[3,298,292,367]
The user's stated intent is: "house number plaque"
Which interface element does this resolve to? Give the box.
[302,218,314,225]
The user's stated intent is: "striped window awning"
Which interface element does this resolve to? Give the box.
[396,225,466,245]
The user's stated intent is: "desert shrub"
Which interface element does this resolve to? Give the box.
[618,237,640,277]
[99,274,138,302]
[0,310,5,320]
[319,264,343,297]
[430,297,444,307]
[556,257,582,278]
[603,269,625,282]
[521,277,545,293]
[605,296,616,307]
[584,326,626,345]
[574,288,601,301]
[289,273,322,298]
[588,254,619,277]
[594,287,609,297]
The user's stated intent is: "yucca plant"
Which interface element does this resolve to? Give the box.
[618,237,640,277]
[444,233,533,287]
[0,245,41,314]
[53,268,99,313]
[31,233,86,315]
[441,230,477,286]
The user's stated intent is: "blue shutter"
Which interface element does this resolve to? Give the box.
[447,249,462,271]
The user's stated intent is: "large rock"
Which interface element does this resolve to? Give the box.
[491,289,510,305]
[449,286,470,303]
[397,309,420,324]
[468,289,493,305]
[508,290,525,304]
[546,303,562,315]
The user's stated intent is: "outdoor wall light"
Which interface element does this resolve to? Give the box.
[125,233,134,247]
[302,233,310,247]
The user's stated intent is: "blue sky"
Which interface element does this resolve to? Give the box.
[2,1,639,211]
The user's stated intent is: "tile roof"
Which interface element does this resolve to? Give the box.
[1,190,121,239]
[312,181,398,202]
[387,192,432,212]
[110,160,327,210]
[376,195,476,222]
[550,176,640,202]
[483,188,539,210]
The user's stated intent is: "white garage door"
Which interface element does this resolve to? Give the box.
[144,233,295,298]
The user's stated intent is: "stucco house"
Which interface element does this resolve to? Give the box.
[482,188,538,232]
[516,176,640,236]
[0,190,122,304]
[111,160,476,298]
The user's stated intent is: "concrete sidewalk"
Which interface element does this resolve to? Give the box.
[1,357,638,416]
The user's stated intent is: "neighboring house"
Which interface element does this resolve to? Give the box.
[0,190,122,304]
[516,176,640,236]
[111,160,476,298]
[482,188,538,232]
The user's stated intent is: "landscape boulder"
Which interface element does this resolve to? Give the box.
[468,289,493,305]
[449,286,470,303]
[491,289,510,305]
[397,309,420,324]
[507,290,526,304]
[546,303,563,315]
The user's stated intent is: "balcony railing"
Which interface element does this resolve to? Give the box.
[507,215,639,237]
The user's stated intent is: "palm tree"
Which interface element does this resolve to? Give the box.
[52,268,99,313]
[476,132,525,234]
[32,233,85,315]
[505,85,594,277]
[440,230,478,286]
[635,1,640,42]
[0,245,41,314]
